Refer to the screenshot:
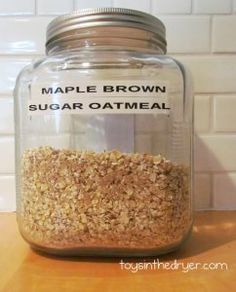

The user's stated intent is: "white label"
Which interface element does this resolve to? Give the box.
[29,80,169,115]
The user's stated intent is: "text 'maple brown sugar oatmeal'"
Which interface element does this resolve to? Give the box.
[19,146,191,250]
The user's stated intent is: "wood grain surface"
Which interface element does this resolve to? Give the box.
[0,211,235,292]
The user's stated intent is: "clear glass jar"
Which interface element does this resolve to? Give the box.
[14,8,193,256]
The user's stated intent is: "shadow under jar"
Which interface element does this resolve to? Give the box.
[14,8,193,256]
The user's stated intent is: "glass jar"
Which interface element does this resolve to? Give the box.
[14,8,193,256]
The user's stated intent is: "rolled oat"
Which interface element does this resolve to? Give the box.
[19,146,191,250]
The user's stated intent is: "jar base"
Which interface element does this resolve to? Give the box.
[28,227,192,258]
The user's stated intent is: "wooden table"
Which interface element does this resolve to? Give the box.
[0,211,235,292]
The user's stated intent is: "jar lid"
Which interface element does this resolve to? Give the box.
[46,8,167,53]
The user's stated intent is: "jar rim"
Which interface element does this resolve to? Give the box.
[46,8,167,54]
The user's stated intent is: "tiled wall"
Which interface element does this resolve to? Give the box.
[0,0,235,211]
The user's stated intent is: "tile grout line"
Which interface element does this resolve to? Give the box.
[149,0,153,14]
[73,0,76,10]
[34,0,37,16]
[209,14,213,53]
[231,0,234,13]
[191,0,194,14]
[148,0,152,13]
[208,94,214,134]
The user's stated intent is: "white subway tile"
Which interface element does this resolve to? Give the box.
[194,174,211,209]
[135,115,168,133]
[0,176,16,212]
[0,137,15,174]
[0,0,34,15]
[75,0,112,9]
[0,17,52,54]
[0,58,31,94]
[152,0,191,14]
[193,0,231,14]
[152,134,168,157]
[0,98,14,134]
[113,0,150,12]
[178,56,236,93]
[135,134,152,153]
[212,16,236,53]
[37,0,73,15]
[135,116,154,133]
[214,95,236,132]
[213,173,236,209]
[159,16,210,53]
[195,135,236,172]
[194,95,211,133]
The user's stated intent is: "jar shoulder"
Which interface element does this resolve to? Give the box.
[21,51,186,70]
[15,52,187,89]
